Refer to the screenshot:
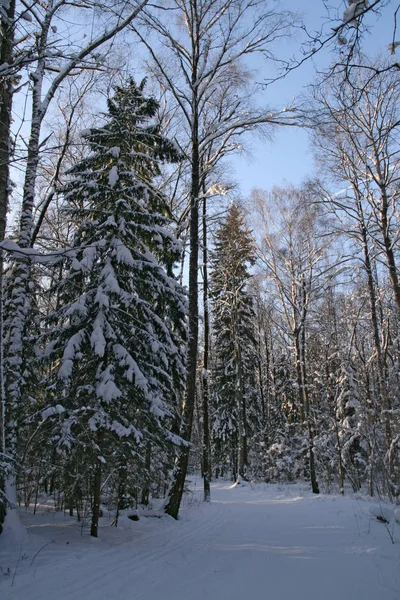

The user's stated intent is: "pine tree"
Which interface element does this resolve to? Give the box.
[210,203,257,480]
[42,80,187,537]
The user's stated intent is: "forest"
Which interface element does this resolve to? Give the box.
[1,0,400,542]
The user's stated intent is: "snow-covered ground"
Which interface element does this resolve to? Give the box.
[1,479,399,599]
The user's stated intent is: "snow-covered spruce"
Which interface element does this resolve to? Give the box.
[210,203,258,482]
[42,80,187,537]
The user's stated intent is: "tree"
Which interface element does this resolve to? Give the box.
[311,64,400,311]
[0,0,152,526]
[310,64,400,492]
[0,0,15,243]
[210,202,256,480]
[39,79,187,537]
[253,186,331,494]
[265,1,397,88]
[133,0,298,516]
[0,0,16,531]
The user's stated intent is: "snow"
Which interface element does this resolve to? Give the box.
[110,420,141,441]
[81,244,98,271]
[58,331,85,379]
[65,296,87,316]
[41,404,65,420]
[90,315,106,356]
[1,479,25,547]
[94,290,109,309]
[0,240,60,264]
[1,480,399,600]
[151,340,161,353]
[109,147,121,158]
[70,258,82,271]
[114,241,134,266]
[79,129,92,138]
[0,241,79,266]
[101,261,120,294]
[0,504,25,548]
[96,365,121,402]
[108,166,119,188]
[113,344,143,385]
[343,1,367,26]
[388,41,400,54]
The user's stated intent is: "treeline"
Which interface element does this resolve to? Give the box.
[200,64,400,499]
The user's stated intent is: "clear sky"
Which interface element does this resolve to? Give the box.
[231,0,397,198]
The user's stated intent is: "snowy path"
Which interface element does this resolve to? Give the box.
[1,481,399,600]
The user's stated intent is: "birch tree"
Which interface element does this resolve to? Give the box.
[311,65,400,311]
[252,186,332,494]
[1,0,151,247]
[0,0,151,520]
[267,1,397,87]
[309,65,400,492]
[132,0,298,516]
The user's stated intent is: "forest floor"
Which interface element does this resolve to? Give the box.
[1,478,400,600]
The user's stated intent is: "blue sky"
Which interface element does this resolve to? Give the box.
[232,0,396,197]
[8,0,395,228]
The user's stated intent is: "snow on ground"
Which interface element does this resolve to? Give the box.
[1,479,399,600]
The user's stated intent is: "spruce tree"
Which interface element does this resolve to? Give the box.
[42,80,187,537]
[210,202,257,480]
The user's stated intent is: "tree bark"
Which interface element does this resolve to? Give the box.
[0,0,16,534]
[202,195,211,502]
[294,290,319,494]
[356,195,392,449]
[141,444,152,506]
[237,342,248,479]
[300,298,319,495]
[0,0,15,243]
[90,460,102,538]
[164,84,200,518]
[379,187,400,311]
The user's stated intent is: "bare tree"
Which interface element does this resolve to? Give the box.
[252,186,336,494]
[308,65,400,492]
[132,0,299,515]
[264,1,398,88]
[311,65,400,311]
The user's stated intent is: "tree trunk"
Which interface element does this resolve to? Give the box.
[3,31,49,481]
[0,0,16,536]
[0,0,15,243]
[164,92,200,518]
[295,314,319,494]
[202,195,211,502]
[141,444,152,506]
[357,199,392,450]
[334,416,345,494]
[301,329,319,494]
[237,344,248,479]
[90,460,102,538]
[372,151,400,311]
